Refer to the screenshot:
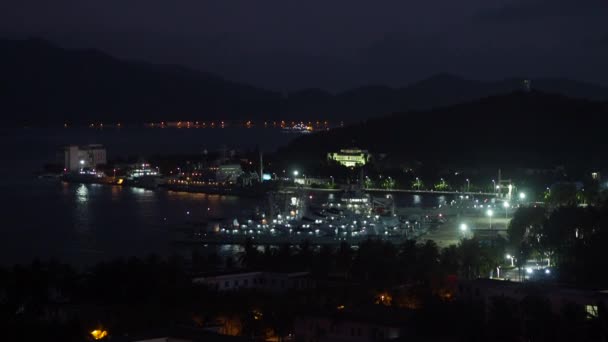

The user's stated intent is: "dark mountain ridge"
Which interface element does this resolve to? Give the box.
[1,38,282,124]
[2,38,608,125]
[279,91,608,168]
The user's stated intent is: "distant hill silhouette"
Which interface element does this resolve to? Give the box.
[0,38,282,124]
[279,91,608,168]
[286,74,608,122]
[2,38,608,125]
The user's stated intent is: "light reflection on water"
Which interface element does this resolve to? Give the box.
[0,181,258,267]
[76,184,89,203]
[2,180,468,267]
[413,194,422,206]
[438,195,446,206]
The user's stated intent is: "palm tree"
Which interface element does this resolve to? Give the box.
[336,242,353,278]
[295,240,313,270]
[397,240,418,281]
[458,238,481,279]
[238,238,259,269]
[416,240,440,281]
[439,245,460,276]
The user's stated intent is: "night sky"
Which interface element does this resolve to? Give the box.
[1,0,607,91]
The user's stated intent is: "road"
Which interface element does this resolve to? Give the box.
[284,186,498,197]
[417,213,510,248]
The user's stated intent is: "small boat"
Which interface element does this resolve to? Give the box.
[281,123,313,134]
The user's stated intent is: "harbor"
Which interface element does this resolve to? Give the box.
[171,187,506,247]
[26,137,516,266]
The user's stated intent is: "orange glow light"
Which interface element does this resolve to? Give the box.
[90,329,108,340]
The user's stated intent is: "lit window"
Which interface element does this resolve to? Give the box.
[586,305,599,319]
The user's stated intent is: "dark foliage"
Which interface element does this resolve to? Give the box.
[278,91,608,169]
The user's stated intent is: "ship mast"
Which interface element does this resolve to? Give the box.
[259,150,263,183]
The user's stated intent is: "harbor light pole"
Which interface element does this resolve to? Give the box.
[506,254,514,267]
[487,209,493,229]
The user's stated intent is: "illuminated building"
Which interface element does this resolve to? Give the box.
[327,148,370,167]
[64,144,106,171]
[129,163,159,178]
[216,164,243,183]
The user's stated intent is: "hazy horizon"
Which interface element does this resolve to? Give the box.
[2,0,607,91]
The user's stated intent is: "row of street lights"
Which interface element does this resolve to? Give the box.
[462,200,515,233]
[291,170,529,202]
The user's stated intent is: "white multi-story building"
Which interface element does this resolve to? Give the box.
[64,144,107,171]
[193,271,314,293]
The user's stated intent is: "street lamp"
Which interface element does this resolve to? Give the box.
[506,254,514,267]
[466,178,470,193]
[519,192,526,200]
[293,170,299,177]
[459,223,468,232]
[486,209,494,229]
[503,201,510,218]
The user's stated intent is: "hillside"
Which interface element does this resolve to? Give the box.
[2,38,608,125]
[0,38,283,124]
[279,92,608,168]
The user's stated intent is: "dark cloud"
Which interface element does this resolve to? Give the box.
[1,0,607,89]
[475,0,608,23]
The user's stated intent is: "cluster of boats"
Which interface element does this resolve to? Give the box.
[175,190,437,245]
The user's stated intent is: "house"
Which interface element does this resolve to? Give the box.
[456,279,608,319]
[64,144,107,171]
[294,308,409,342]
[193,271,315,293]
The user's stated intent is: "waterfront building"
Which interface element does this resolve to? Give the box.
[128,163,159,178]
[294,177,330,186]
[193,271,314,293]
[328,148,371,167]
[64,144,107,171]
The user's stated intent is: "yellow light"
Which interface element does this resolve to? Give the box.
[90,329,108,340]
[252,309,263,320]
[116,178,124,185]
[337,305,345,310]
